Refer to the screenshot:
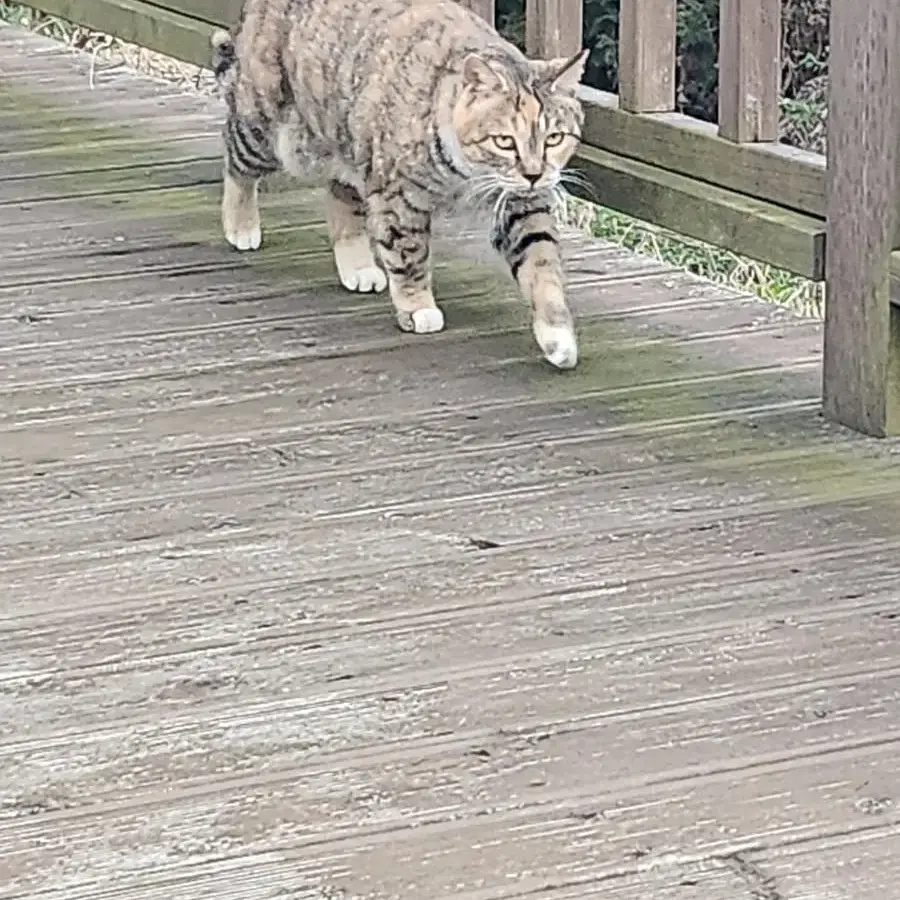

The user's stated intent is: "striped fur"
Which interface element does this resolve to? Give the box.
[212,0,587,367]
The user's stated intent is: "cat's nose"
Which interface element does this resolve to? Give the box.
[523,171,542,186]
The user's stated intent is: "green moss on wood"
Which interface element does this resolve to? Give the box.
[9,77,900,535]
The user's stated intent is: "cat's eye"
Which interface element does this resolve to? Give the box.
[492,135,517,151]
[545,132,565,147]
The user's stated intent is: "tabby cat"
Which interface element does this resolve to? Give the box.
[212,0,588,369]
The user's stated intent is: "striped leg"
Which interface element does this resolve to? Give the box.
[221,111,279,252]
[367,186,443,334]
[492,198,577,369]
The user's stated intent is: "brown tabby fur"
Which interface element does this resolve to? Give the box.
[212,0,588,368]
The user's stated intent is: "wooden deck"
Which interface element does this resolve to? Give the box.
[3,25,900,900]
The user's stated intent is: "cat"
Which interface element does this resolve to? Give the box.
[211,0,588,369]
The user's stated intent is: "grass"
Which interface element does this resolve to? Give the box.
[0,2,826,319]
[566,200,824,317]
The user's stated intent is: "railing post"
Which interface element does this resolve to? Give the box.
[525,0,582,59]
[460,0,495,24]
[617,0,677,113]
[823,0,900,436]
[717,0,781,142]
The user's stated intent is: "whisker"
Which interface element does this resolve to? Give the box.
[460,187,496,213]
[559,169,598,201]
[461,175,502,210]
[467,188,501,214]
[490,188,510,233]
[560,165,592,183]
[549,186,571,226]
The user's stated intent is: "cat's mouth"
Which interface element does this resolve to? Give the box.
[512,178,556,197]
[461,175,555,214]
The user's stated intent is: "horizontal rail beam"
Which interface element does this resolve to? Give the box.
[140,0,234,27]
[579,87,826,219]
[26,0,214,66]
[571,144,825,281]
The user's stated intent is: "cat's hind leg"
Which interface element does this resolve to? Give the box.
[221,112,279,251]
[325,179,387,293]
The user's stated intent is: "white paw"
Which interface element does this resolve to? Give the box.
[534,320,578,370]
[339,265,387,293]
[410,307,445,334]
[225,223,262,252]
[334,236,387,293]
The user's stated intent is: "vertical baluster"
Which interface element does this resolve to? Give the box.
[460,0,495,24]
[718,0,780,141]
[618,0,677,113]
[525,0,582,59]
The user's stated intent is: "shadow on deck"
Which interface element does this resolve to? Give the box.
[2,24,900,900]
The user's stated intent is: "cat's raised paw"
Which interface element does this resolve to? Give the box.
[534,321,578,370]
[225,223,262,252]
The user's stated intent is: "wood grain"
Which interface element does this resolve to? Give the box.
[617,0,677,113]
[823,0,900,435]
[524,0,582,59]
[2,26,900,900]
[717,0,781,142]
[140,0,240,25]
[459,0,495,24]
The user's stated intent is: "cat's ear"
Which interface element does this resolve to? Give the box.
[462,54,511,94]
[535,48,589,95]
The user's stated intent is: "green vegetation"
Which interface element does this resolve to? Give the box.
[1,1,93,43]
[568,202,823,316]
[1,0,829,317]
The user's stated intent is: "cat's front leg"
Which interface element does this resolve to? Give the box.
[367,188,444,335]
[325,179,387,293]
[492,198,577,370]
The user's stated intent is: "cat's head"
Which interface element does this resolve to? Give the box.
[451,49,588,195]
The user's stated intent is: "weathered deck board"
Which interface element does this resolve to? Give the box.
[2,24,900,900]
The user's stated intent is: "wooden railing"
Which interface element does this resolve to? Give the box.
[19,0,900,437]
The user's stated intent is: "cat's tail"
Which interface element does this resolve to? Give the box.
[210,28,237,83]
